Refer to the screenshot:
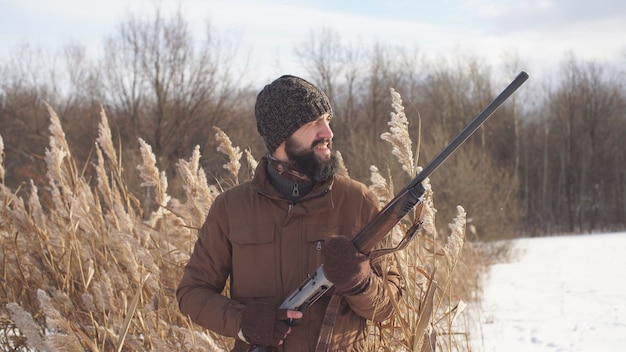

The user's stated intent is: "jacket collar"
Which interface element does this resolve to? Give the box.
[251,156,335,213]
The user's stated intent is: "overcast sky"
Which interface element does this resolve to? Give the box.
[1,0,625,86]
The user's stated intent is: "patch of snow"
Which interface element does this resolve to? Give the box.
[471,232,626,352]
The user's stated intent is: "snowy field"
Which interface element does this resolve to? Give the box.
[471,232,626,352]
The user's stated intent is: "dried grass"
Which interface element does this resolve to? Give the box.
[0,134,5,181]
[0,90,480,351]
[364,89,475,351]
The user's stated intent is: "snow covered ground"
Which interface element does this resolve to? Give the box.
[470,232,626,352]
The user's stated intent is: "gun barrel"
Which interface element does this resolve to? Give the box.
[407,71,529,189]
[352,71,529,253]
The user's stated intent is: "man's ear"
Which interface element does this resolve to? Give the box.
[272,142,288,162]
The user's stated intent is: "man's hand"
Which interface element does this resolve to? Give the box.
[240,302,303,346]
[321,236,371,296]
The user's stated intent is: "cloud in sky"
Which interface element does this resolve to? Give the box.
[1,0,625,85]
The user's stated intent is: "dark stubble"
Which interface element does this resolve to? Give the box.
[285,137,339,182]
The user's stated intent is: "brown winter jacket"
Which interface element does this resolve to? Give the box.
[176,157,403,351]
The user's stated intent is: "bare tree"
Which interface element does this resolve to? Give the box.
[294,27,345,101]
[500,51,526,176]
[529,54,626,232]
[0,45,59,191]
[99,8,249,176]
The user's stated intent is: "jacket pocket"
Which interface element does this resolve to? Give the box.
[305,225,359,273]
[230,223,277,298]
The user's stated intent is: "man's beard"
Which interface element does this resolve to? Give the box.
[285,137,339,182]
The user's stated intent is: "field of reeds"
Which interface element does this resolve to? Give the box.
[0,89,483,351]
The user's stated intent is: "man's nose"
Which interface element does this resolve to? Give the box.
[318,120,333,139]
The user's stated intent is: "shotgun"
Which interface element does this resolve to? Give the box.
[252,71,529,351]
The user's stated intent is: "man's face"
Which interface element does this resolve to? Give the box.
[285,114,338,182]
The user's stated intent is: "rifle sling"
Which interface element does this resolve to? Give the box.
[369,220,423,261]
[314,294,342,352]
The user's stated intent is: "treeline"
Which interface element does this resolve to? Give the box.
[1,10,625,238]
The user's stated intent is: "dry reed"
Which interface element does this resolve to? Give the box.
[363,89,473,351]
[0,88,479,351]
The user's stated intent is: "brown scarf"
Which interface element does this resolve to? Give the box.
[267,155,311,183]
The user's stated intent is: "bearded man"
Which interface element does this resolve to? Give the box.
[177,75,403,352]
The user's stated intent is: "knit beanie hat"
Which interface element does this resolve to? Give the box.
[255,75,333,153]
